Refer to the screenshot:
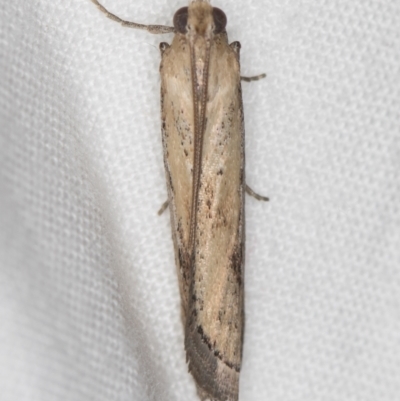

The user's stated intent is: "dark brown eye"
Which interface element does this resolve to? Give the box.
[173,7,188,33]
[212,7,227,34]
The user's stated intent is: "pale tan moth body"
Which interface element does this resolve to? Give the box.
[161,3,245,400]
[90,1,268,400]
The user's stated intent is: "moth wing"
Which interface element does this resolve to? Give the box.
[185,36,245,401]
[161,28,244,401]
[160,36,194,322]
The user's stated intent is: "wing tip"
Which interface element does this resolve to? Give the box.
[185,324,240,401]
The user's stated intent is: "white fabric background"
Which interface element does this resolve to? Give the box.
[1,0,399,400]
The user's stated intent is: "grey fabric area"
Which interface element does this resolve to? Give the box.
[1,1,399,400]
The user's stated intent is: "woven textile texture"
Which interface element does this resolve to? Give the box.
[1,1,399,400]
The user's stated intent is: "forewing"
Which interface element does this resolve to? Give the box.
[160,34,194,322]
[185,34,245,401]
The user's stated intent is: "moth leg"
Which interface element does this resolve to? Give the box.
[159,42,170,55]
[246,184,269,201]
[157,199,169,215]
[90,0,175,34]
[241,73,266,82]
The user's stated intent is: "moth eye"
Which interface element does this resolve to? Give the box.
[173,7,189,33]
[212,7,227,34]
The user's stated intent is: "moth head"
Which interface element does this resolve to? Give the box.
[173,2,227,35]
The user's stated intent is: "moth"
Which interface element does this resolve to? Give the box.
[90,1,268,400]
